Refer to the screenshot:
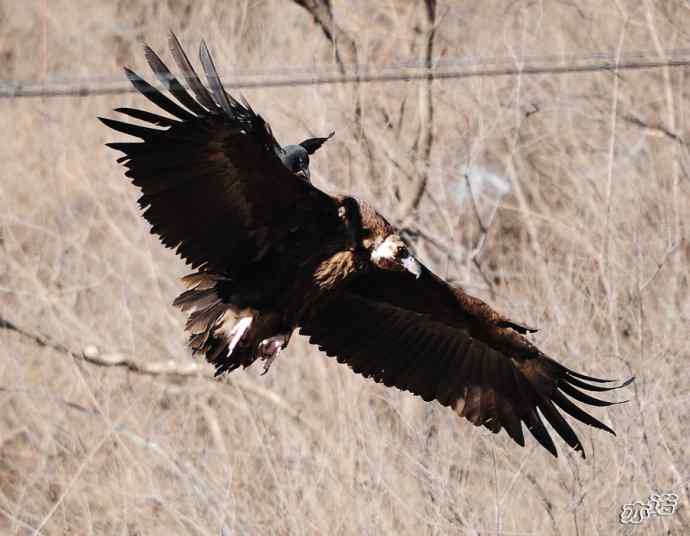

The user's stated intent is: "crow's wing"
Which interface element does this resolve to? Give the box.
[100,32,338,273]
[299,266,632,457]
[300,132,335,154]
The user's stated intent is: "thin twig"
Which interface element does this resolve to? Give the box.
[80,345,214,377]
[621,114,684,144]
[292,0,357,75]
[398,0,437,220]
[638,240,683,292]
[463,172,501,298]
[0,316,70,355]
[291,0,378,196]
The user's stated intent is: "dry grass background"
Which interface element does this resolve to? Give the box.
[1,1,689,534]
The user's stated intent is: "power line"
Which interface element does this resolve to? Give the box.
[10,47,690,86]
[2,49,690,99]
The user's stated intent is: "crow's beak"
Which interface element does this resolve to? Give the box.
[296,168,310,181]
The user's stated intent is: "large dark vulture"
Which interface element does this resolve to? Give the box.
[100,33,632,458]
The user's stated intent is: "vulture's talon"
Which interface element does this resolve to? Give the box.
[258,335,286,375]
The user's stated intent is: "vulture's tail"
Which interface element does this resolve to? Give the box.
[173,272,286,375]
[173,272,246,374]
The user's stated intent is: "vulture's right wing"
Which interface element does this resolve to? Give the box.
[300,267,632,457]
[99,32,338,274]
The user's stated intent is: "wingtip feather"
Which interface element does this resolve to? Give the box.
[198,40,234,116]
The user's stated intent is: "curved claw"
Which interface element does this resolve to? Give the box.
[257,334,289,375]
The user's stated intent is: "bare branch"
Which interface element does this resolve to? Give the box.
[462,170,502,298]
[398,0,437,220]
[81,345,214,376]
[621,113,684,144]
[291,0,379,198]
[292,0,357,75]
[0,315,71,355]
[0,314,326,440]
[638,240,684,292]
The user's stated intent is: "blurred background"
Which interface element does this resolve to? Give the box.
[1,1,689,534]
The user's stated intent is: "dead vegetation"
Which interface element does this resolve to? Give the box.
[1,1,689,534]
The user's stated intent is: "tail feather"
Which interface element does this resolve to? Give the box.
[173,271,286,375]
[181,272,226,290]
[174,272,244,370]
[185,302,225,334]
[173,287,219,312]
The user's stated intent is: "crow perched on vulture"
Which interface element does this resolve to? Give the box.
[100,32,632,458]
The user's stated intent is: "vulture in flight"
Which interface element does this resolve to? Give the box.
[100,33,632,458]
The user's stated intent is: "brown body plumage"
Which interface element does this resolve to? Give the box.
[100,32,632,458]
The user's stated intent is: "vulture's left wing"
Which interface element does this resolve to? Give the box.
[299,267,632,457]
[99,33,338,274]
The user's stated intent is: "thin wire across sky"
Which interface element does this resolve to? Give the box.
[2,47,690,99]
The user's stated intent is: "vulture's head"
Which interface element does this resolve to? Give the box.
[369,234,422,279]
[339,198,422,279]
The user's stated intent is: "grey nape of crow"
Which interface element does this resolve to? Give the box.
[100,32,633,458]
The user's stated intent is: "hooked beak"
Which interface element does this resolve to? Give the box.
[400,254,422,279]
[296,168,310,181]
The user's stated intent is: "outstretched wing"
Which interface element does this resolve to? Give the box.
[99,32,338,273]
[299,266,632,457]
